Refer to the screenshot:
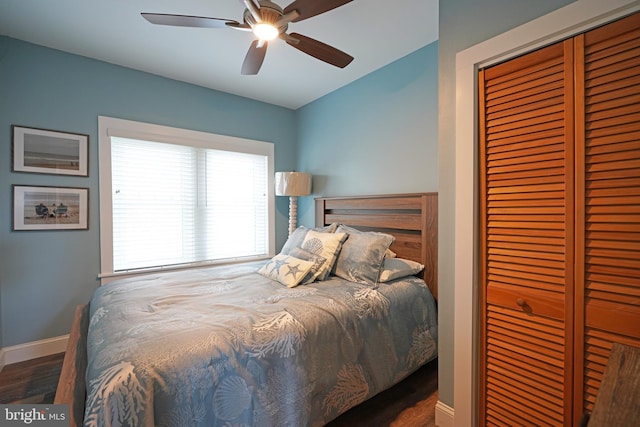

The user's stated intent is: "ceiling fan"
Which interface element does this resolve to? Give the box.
[142,0,354,75]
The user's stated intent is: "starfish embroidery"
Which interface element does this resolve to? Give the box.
[285,263,303,279]
[271,258,288,275]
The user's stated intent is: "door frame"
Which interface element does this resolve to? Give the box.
[453,0,640,425]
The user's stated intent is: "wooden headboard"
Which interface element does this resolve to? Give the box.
[315,193,438,299]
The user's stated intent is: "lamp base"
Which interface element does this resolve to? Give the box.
[288,196,298,236]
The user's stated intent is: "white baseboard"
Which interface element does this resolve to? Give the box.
[0,335,69,368]
[435,400,455,427]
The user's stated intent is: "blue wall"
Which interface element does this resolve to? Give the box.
[295,42,439,226]
[0,37,297,347]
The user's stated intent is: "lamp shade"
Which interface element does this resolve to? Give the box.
[275,172,311,196]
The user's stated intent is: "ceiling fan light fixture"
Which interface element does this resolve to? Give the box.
[253,23,279,40]
[142,0,355,75]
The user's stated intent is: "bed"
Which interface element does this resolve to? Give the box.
[55,192,438,427]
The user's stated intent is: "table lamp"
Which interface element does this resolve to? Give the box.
[275,171,311,236]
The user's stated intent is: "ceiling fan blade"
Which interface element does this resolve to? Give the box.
[141,13,239,28]
[285,33,353,68]
[226,22,252,31]
[283,0,353,22]
[241,40,268,75]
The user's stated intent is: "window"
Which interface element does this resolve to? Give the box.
[98,116,275,283]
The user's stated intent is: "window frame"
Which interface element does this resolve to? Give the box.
[98,116,275,284]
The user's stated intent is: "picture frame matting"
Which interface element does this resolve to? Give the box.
[12,185,89,231]
[12,125,89,176]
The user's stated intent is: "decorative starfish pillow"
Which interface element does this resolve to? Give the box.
[288,247,327,284]
[258,254,315,288]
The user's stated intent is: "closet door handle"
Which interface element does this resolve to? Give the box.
[516,298,527,307]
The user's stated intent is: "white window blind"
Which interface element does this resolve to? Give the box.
[98,116,275,281]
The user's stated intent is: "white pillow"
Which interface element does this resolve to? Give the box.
[378,258,424,282]
[301,230,347,281]
[280,223,339,255]
[258,254,315,288]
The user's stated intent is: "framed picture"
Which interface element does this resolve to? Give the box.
[12,185,89,231]
[12,125,89,176]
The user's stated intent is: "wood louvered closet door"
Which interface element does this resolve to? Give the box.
[574,13,640,417]
[479,38,575,427]
[478,11,640,427]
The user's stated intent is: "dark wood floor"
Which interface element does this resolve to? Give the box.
[0,352,64,404]
[328,360,438,427]
[0,353,437,426]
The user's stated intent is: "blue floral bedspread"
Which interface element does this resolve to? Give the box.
[84,261,438,427]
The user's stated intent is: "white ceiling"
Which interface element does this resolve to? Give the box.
[0,0,438,109]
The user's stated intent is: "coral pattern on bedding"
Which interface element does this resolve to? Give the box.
[84,261,437,427]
